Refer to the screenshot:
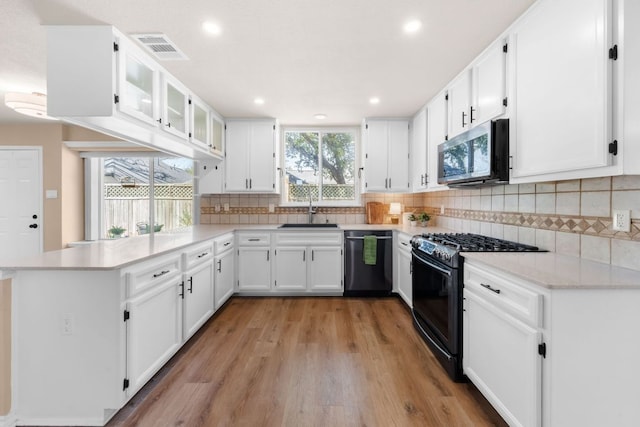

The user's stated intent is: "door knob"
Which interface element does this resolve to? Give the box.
[29,224,38,229]
[32,214,38,219]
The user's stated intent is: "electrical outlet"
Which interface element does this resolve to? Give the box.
[440,205,445,215]
[223,203,230,212]
[612,210,631,232]
[214,204,221,212]
[61,313,74,335]
[268,203,275,213]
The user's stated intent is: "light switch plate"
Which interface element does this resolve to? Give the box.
[268,203,275,213]
[223,203,230,212]
[612,210,631,232]
[214,204,221,212]
[46,189,58,199]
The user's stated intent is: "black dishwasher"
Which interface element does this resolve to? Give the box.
[344,230,393,296]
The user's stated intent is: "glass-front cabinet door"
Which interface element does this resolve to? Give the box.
[117,43,158,126]
[190,97,210,150]
[210,114,224,156]
[162,75,189,140]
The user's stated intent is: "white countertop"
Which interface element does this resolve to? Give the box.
[462,252,640,290]
[0,223,448,271]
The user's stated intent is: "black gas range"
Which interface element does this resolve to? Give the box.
[409,233,541,381]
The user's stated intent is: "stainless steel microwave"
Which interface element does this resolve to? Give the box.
[437,119,509,187]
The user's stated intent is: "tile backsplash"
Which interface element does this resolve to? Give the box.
[200,175,640,272]
[424,176,640,271]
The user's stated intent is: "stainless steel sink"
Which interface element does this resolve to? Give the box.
[278,223,339,228]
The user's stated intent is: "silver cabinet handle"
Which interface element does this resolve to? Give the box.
[197,252,209,258]
[217,260,222,273]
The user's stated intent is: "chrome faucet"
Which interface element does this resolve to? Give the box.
[308,186,317,224]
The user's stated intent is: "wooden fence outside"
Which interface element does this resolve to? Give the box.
[104,184,192,238]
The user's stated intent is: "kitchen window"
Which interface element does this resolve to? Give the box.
[85,155,193,240]
[282,128,359,206]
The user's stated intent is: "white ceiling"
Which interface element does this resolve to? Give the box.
[0,0,536,126]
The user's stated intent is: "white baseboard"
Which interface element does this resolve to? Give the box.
[0,413,17,427]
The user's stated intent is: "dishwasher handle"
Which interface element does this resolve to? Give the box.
[345,236,393,240]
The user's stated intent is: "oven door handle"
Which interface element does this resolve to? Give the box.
[413,254,452,276]
[412,311,452,361]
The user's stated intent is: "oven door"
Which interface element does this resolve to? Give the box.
[411,249,460,357]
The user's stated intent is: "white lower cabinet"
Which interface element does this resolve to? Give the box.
[463,258,640,427]
[126,277,183,396]
[182,258,215,340]
[463,287,541,427]
[274,247,307,290]
[237,232,272,291]
[395,232,412,307]
[308,246,342,291]
[272,231,343,293]
[214,233,235,309]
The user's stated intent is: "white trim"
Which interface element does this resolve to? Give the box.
[280,126,361,207]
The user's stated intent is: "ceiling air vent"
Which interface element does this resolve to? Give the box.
[130,33,188,61]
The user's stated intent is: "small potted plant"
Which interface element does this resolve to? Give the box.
[107,225,126,239]
[408,214,418,227]
[418,212,430,227]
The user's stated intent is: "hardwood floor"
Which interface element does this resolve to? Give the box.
[108,297,507,427]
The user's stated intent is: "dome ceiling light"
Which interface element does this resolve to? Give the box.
[4,92,57,120]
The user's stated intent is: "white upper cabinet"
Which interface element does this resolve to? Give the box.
[210,113,225,156]
[426,92,448,190]
[363,119,410,193]
[161,75,189,140]
[117,42,159,126]
[509,0,615,182]
[46,25,222,160]
[224,119,279,193]
[411,108,428,192]
[447,70,472,139]
[189,96,210,150]
[472,39,508,125]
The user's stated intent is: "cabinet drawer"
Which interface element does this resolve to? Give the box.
[464,263,543,327]
[275,232,342,246]
[213,233,234,254]
[396,232,412,253]
[125,252,182,298]
[183,241,214,270]
[237,233,271,246]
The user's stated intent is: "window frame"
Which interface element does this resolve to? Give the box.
[280,126,361,207]
[83,153,194,240]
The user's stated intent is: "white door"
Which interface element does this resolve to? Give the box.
[308,247,343,291]
[473,40,507,125]
[214,249,234,309]
[387,120,410,192]
[427,93,448,190]
[274,247,307,290]
[411,109,428,191]
[224,121,250,192]
[363,120,390,192]
[183,260,215,340]
[510,0,612,180]
[237,247,271,290]
[248,121,276,192]
[0,149,42,261]
[448,70,472,139]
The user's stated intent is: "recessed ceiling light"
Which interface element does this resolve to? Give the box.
[202,21,222,36]
[314,114,327,120]
[369,97,380,105]
[404,20,422,34]
[254,98,265,105]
